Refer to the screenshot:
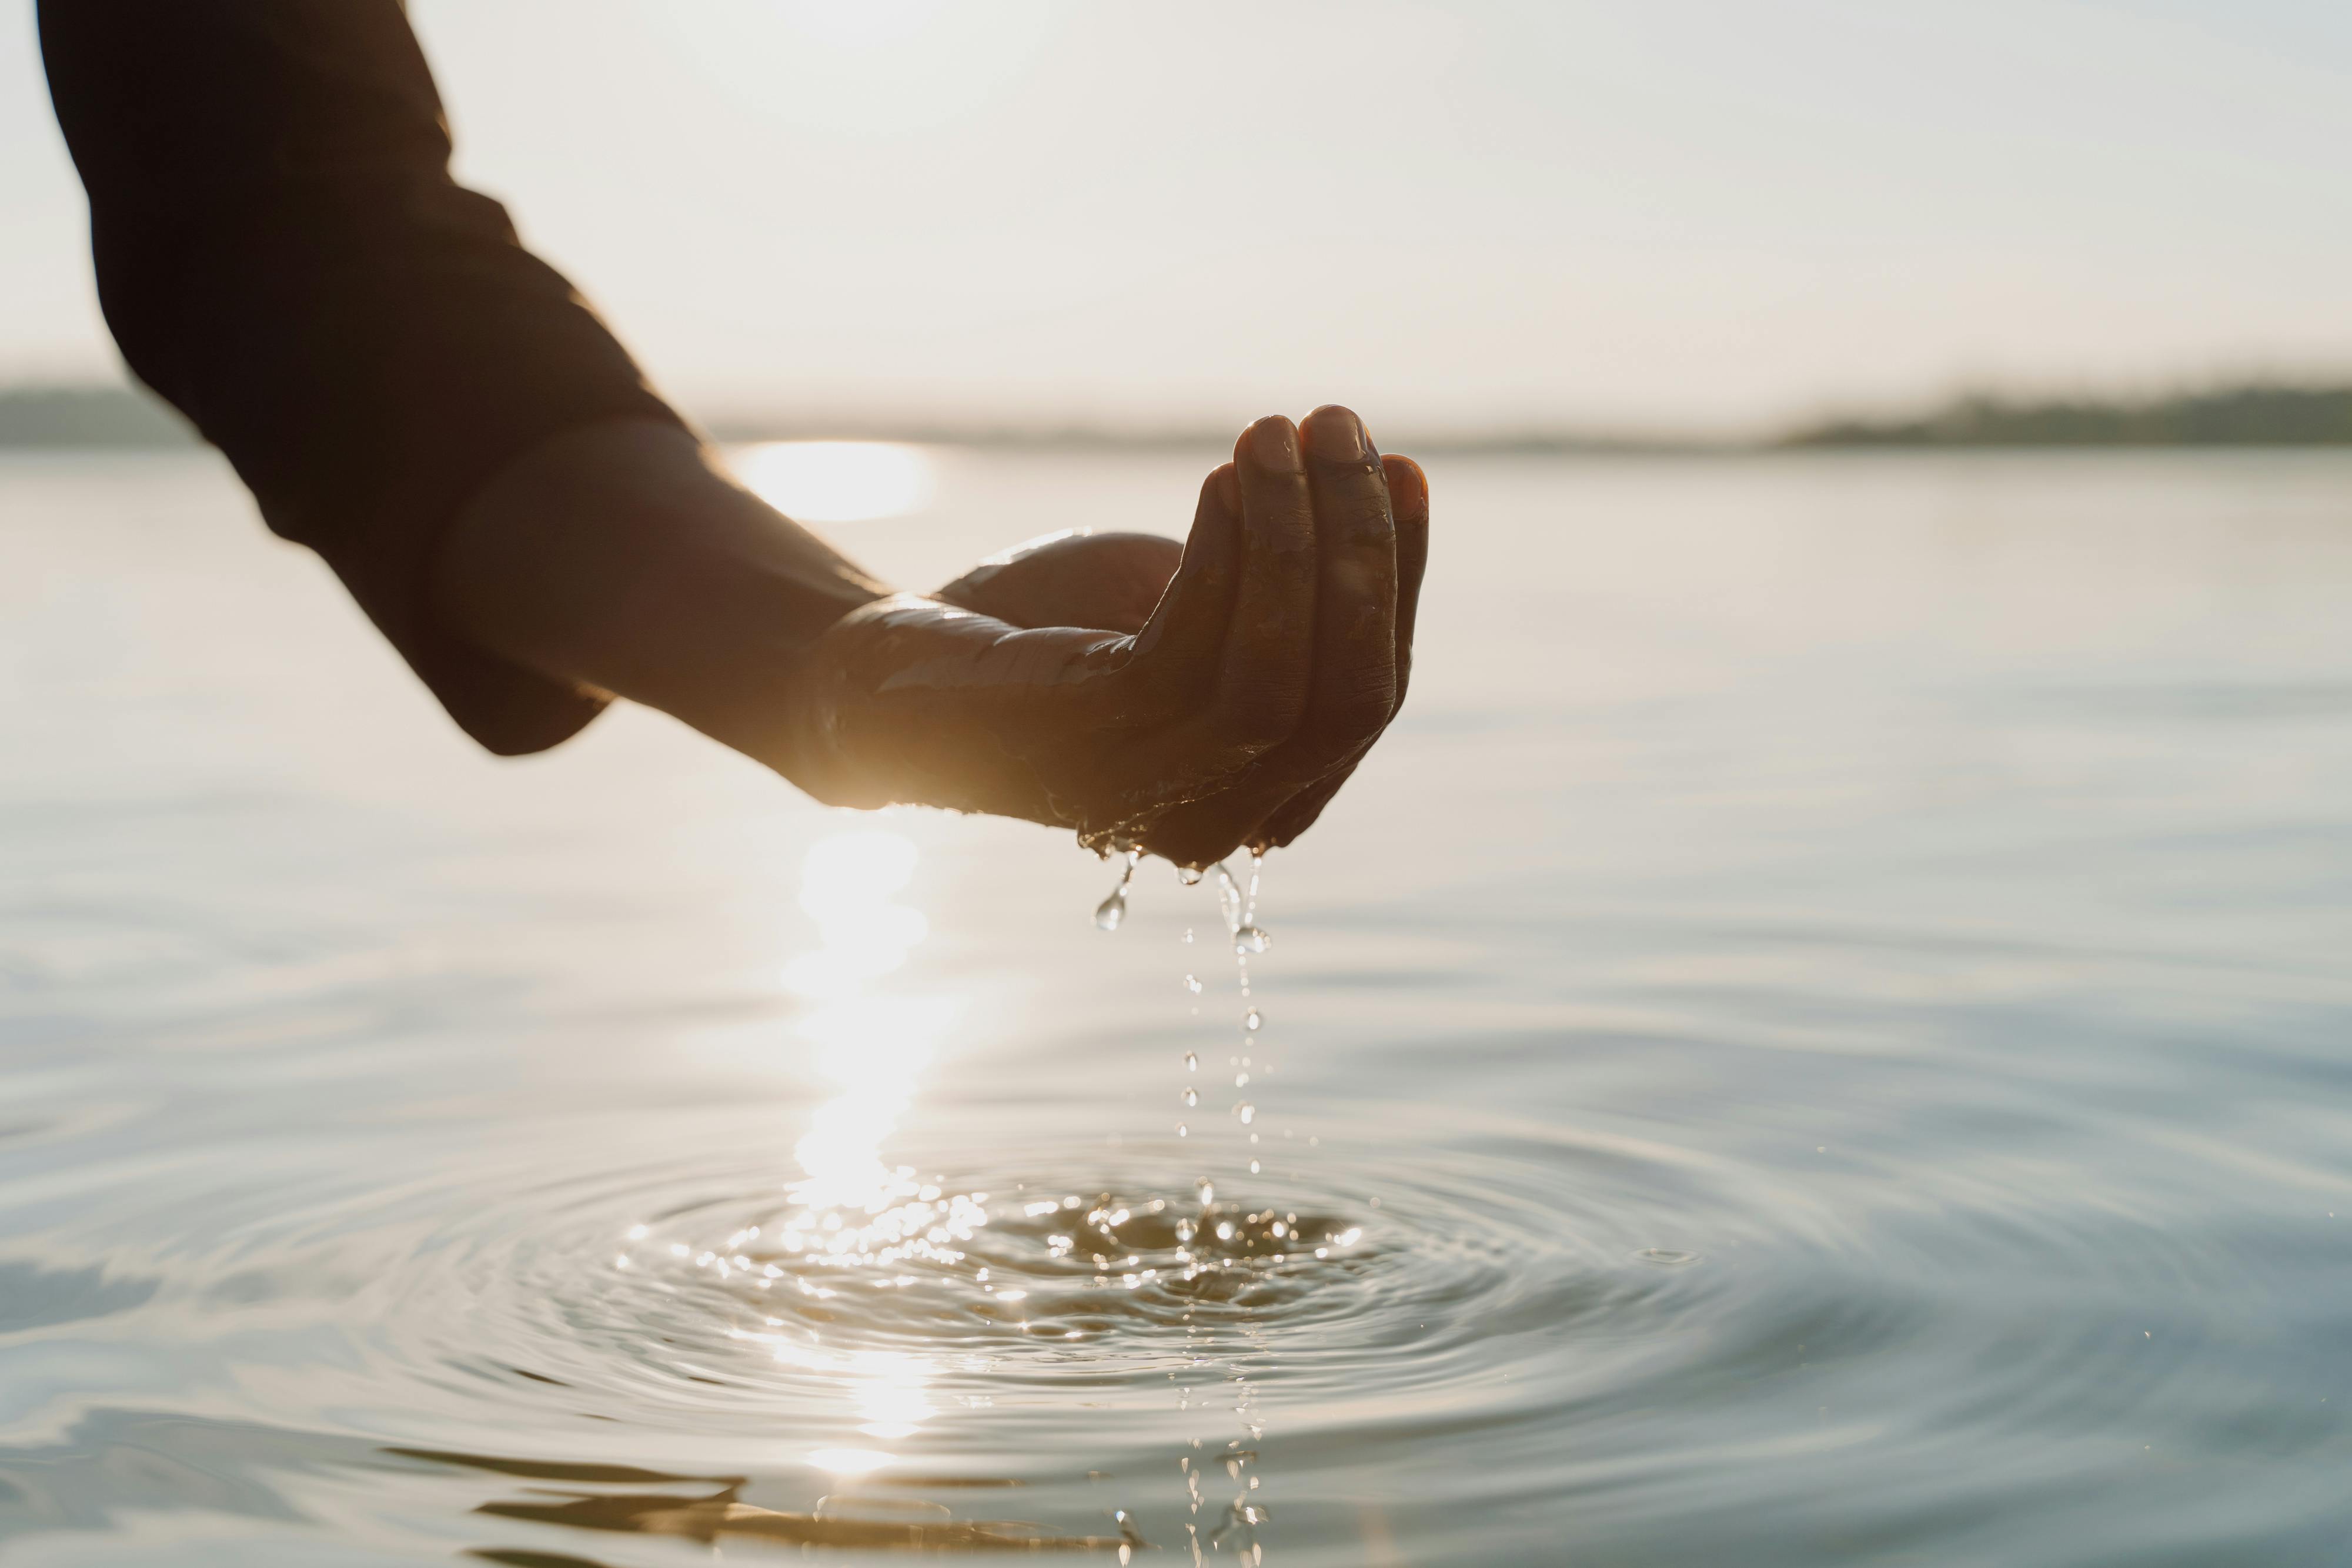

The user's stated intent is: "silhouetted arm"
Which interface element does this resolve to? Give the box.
[40,0,693,752]
[43,1,1428,864]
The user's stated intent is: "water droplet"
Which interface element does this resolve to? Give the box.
[1182,1088,1198,1106]
[1236,1103,1256,1124]
[1195,1178,1215,1205]
[1243,1007,1262,1031]
[1248,1159,1261,1174]
[1182,974,1202,994]
[1094,849,1140,931]
[1175,866,1204,886]
[1234,1072,1250,1087]
[1183,1052,1198,1072]
[1177,1123,1189,1138]
[1233,925,1270,955]
[1181,927,1194,945]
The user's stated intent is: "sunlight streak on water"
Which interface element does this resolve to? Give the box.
[777,826,958,1463]
[784,829,948,1214]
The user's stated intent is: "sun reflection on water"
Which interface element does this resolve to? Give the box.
[733,440,934,523]
[775,827,968,1465]
[603,832,1372,1542]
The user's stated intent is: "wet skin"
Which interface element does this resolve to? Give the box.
[437,407,1427,868]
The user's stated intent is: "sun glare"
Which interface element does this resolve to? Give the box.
[733,441,934,524]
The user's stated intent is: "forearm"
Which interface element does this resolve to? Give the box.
[433,418,890,780]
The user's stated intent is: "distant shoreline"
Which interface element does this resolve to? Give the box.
[7,382,2352,453]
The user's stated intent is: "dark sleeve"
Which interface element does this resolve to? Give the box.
[39,0,693,754]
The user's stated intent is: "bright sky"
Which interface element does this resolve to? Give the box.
[3,0,2349,434]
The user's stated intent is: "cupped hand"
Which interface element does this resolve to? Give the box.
[782,407,1428,867]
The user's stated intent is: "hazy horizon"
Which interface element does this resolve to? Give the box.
[5,0,2350,436]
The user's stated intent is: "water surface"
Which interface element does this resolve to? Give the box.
[4,447,2351,1564]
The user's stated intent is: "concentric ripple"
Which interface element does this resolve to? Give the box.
[323,1113,1783,1469]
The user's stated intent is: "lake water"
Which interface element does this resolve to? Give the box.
[4,446,2351,1566]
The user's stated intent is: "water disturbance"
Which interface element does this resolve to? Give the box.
[10,450,2352,1564]
[1092,846,1302,1559]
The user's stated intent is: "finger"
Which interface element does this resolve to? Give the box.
[1210,416,1317,750]
[1297,404,1399,745]
[1385,453,1429,708]
[1128,464,1242,693]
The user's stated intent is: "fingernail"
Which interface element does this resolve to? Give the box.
[1250,417,1302,474]
[1306,408,1367,462]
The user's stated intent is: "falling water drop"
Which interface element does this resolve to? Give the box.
[1183,974,1202,994]
[1177,1124,1190,1138]
[1183,1052,1198,1072]
[1195,1178,1215,1205]
[1233,926,1270,955]
[1212,862,1241,931]
[1182,1088,1198,1107]
[1094,848,1141,932]
[1236,1103,1256,1125]
[1243,1008,1262,1032]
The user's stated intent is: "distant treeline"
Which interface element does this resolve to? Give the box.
[1782,384,2352,447]
[9,380,2352,452]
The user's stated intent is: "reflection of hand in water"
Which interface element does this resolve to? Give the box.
[812,407,1431,865]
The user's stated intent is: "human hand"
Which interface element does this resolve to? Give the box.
[781,407,1428,867]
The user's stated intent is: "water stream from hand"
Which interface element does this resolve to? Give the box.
[1097,847,1291,1562]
